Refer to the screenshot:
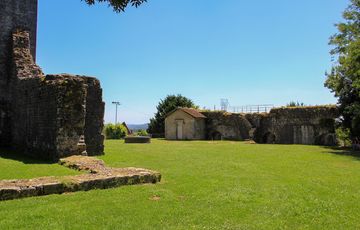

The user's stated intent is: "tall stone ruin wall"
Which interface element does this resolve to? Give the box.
[84,77,105,156]
[7,30,105,161]
[0,0,38,146]
[12,75,87,160]
[0,0,105,160]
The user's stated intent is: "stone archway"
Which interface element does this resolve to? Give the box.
[263,132,276,144]
[211,131,223,140]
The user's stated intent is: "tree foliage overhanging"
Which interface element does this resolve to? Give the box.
[325,0,360,140]
[83,0,147,12]
[148,95,198,136]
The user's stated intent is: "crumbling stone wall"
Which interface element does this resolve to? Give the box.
[0,0,38,146]
[253,106,338,145]
[84,78,105,155]
[12,75,87,160]
[7,30,105,161]
[198,106,338,145]
[0,0,105,160]
[201,111,252,140]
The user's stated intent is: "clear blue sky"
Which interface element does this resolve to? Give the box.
[37,0,349,124]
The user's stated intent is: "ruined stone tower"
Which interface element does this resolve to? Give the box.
[0,0,38,145]
[0,0,105,160]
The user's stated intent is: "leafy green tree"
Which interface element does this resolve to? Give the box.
[83,0,147,12]
[325,0,360,141]
[148,95,198,136]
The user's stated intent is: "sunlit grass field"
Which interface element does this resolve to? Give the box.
[1,139,360,229]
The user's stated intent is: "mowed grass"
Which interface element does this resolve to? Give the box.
[0,149,80,180]
[1,140,360,229]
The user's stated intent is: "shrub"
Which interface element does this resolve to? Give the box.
[336,127,351,147]
[135,129,149,136]
[104,123,128,139]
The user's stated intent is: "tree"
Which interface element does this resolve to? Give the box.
[83,0,147,12]
[325,0,360,142]
[148,95,198,136]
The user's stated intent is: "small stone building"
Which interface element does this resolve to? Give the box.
[165,108,206,140]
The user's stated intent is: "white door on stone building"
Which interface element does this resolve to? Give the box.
[176,120,184,140]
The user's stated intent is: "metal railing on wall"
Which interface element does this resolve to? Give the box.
[229,104,275,113]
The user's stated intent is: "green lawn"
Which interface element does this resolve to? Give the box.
[1,140,360,229]
[0,149,80,180]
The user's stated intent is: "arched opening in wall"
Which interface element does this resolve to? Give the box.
[0,103,11,146]
[316,133,337,146]
[263,132,276,144]
[211,131,223,140]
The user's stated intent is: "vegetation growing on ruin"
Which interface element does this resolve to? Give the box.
[270,105,338,116]
[287,101,305,107]
[1,140,360,229]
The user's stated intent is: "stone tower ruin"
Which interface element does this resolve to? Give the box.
[0,0,38,146]
[0,0,105,160]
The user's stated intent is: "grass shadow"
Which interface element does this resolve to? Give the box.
[323,146,360,160]
[0,147,53,164]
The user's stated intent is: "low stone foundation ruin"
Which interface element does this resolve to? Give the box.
[0,156,161,201]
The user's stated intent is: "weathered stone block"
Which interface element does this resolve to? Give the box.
[125,136,151,143]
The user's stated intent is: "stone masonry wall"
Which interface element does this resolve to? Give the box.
[84,78,105,155]
[12,76,88,160]
[253,106,338,145]
[0,0,38,146]
[8,30,105,161]
[201,111,252,141]
[197,106,337,145]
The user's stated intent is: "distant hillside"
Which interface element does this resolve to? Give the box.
[127,124,149,131]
